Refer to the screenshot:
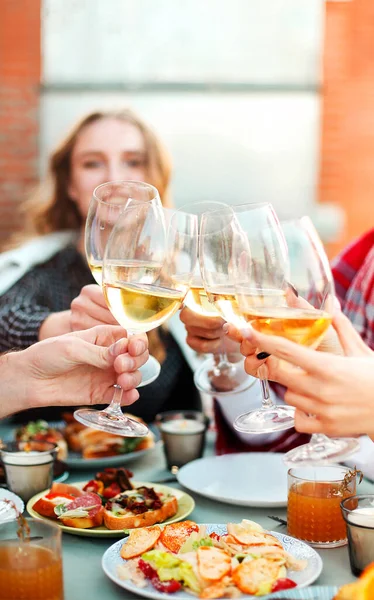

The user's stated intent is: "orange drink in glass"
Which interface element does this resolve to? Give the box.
[287,466,356,548]
[0,518,64,600]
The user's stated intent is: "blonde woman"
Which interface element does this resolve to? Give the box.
[0,108,200,421]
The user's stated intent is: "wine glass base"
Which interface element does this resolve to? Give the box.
[137,355,161,388]
[194,357,255,396]
[74,409,149,437]
[283,437,361,467]
[233,405,295,434]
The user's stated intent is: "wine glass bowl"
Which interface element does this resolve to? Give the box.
[231,202,296,433]
[280,219,360,466]
[75,181,196,437]
[85,180,162,285]
[181,201,253,396]
[103,204,197,334]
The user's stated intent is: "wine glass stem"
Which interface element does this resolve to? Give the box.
[213,337,233,371]
[258,364,274,409]
[103,384,123,417]
[309,433,330,446]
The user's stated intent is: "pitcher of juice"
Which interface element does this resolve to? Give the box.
[0,517,64,600]
[287,466,357,548]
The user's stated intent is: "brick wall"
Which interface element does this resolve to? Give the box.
[0,0,41,249]
[319,0,374,257]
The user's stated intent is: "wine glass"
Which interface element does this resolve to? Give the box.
[198,204,254,395]
[232,202,296,433]
[85,180,162,386]
[75,199,198,435]
[279,217,360,465]
[183,201,252,395]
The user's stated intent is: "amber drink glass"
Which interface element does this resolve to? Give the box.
[287,466,356,548]
[0,518,64,600]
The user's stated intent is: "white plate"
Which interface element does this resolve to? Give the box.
[270,587,338,599]
[0,489,24,523]
[102,525,323,599]
[5,422,161,470]
[64,439,162,470]
[177,453,289,507]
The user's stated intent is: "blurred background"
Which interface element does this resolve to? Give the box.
[1,0,373,257]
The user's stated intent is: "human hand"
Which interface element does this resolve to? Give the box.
[237,311,374,437]
[69,284,118,330]
[180,306,239,354]
[25,325,149,409]
[228,289,344,378]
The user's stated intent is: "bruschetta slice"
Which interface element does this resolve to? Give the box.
[103,487,178,530]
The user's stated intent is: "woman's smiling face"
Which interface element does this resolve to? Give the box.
[68,117,147,219]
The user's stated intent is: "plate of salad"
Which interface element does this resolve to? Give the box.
[102,519,323,598]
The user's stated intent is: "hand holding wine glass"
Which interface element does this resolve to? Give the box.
[235,215,360,465]
[237,310,374,440]
[182,201,253,395]
[74,195,198,436]
[84,180,165,384]
[231,202,296,433]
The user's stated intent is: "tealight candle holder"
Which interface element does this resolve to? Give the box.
[155,410,209,469]
[341,494,374,576]
[0,441,58,502]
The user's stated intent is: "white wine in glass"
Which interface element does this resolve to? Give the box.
[279,218,360,466]
[75,199,198,436]
[232,202,296,433]
[84,180,164,387]
[184,278,221,318]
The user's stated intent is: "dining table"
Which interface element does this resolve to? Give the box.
[1,420,372,600]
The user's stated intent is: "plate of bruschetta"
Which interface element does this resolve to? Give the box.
[102,519,323,598]
[26,468,195,538]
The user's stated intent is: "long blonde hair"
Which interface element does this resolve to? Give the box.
[17,108,173,362]
[22,108,172,236]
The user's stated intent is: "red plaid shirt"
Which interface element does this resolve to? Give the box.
[332,228,374,350]
[215,228,374,454]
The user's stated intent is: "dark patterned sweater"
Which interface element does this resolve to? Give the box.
[0,245,200,422]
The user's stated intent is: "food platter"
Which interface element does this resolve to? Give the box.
[27,480,195,538]
[102,525,323,598]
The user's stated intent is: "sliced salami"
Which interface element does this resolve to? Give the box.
[66,492,102,516]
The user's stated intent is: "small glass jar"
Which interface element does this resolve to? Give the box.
[341,494,374,576]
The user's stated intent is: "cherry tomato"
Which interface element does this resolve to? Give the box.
[151,577,182,593]
[102,482,122,498]
[271,578,297,592]
[138,558,158,579]
[209,532,221,542]
[138,559,182,594]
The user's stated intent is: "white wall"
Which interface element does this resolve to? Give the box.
[43,0,324,85]
[41,0,342,240]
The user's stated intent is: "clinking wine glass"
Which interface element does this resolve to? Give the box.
[232,202,296,433]
[279,217,360,465]
[198,204,254,395]
[75,200,198,436]
[183,201,253,395]
[84,180,163,386]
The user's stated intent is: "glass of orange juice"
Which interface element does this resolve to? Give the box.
[287,466,356,548]
[0,518,64,600]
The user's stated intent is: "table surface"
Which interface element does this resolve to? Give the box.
[1,421,371,600]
